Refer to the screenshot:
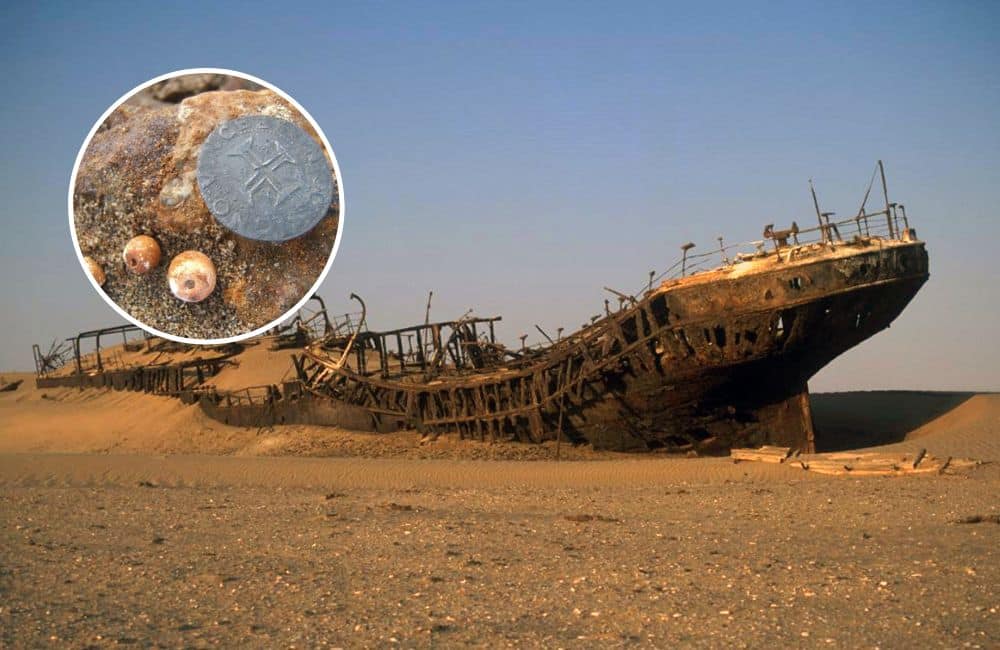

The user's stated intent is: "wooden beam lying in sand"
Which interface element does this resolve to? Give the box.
[731,446,792,463]
[731,446,982,476]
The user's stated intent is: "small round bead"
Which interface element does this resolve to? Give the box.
[83,256,105,286]
[167,250,216,303]
[122,235,161,274]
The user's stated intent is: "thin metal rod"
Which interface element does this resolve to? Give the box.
[879,160,895,239]
[809,179,825,242]
[335,294,366,371]
[534,325,555,345]
[555,396,565,461]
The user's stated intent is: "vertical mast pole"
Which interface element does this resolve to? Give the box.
[809,179,826,243]
[878,160,895,239]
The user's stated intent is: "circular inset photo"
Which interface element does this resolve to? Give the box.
[69,68,343,343]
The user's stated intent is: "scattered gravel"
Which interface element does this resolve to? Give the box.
[1,465,996,647]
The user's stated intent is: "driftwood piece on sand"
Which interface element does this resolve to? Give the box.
[731,446,792,463]
[731,446,981,477]
[0,378,23,392]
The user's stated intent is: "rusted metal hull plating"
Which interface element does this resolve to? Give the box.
[295,239,929,452]
[28,237,928,453]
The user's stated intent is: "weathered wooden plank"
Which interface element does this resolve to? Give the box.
[731,446,791,463]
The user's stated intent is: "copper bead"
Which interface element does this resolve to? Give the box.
[122,235,161,274]
[83,256,105,286]
[167,251,216,303]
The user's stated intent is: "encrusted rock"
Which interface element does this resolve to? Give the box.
[127,74,260,108]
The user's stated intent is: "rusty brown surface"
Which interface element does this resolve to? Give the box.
[293,236,928,453]
[35,235,928,454]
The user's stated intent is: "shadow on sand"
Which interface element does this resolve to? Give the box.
[811,391,979,452]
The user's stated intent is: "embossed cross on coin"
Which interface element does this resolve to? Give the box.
[229,137,300,207]
[197,115,334,242]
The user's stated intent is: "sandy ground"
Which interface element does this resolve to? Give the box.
[0,375,997,647]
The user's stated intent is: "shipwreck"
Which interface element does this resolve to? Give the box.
[35,162,928,453]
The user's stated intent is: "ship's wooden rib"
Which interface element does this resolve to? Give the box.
[293,238,929,451]
[36,217,928,453]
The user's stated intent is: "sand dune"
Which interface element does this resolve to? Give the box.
[905,393,999,440]
[811,391,999,460]
[207,342,301,390]
[1,371,997,464]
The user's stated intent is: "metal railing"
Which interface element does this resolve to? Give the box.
[636,203,913,297]
[629,161,916,295]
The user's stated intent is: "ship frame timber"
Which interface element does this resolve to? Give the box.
[30,163,929,454]
[296,226,928,452]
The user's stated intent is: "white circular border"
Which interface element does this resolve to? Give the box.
[67,67,346,346]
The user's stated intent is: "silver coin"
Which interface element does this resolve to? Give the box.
[196,115,335,242]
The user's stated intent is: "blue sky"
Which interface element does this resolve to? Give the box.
[0,1,997,391]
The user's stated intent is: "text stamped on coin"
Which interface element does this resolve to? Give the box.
[197,115,334,242]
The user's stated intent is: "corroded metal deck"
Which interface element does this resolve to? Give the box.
[295,235,927,452]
